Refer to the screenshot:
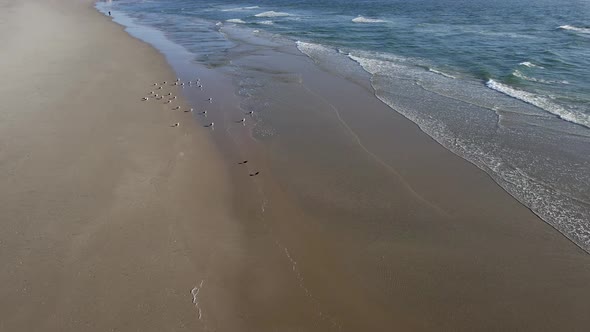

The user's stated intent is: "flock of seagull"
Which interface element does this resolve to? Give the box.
[142,77,260,177]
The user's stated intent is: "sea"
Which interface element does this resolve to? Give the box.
[96,0,590,252]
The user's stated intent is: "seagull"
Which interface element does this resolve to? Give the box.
[176,78,180,82]
[246,111,254,115]
[171,123,180,127]
[241,118,246,123]
[208,98,212,103]
[167,93,172,96]
[142,97,149,101]
[201,110,207,115]
[205,122,214,128]
[172,96,177,99]
[174,106,181,110]
[238,160,248,164]
[166,100,172,104]
[163,81,167,84]
[185,108,194,113]
[153,83,158,86]
[249,171,260,177]
[150,91,155,95]
[181,83,185,86]
[158,86,163,90]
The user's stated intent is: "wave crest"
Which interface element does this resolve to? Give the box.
[352,16,386,23]
[558,25,590,34]
[226,19,246,24]
[255,11,291,18]
[486,79,588,128]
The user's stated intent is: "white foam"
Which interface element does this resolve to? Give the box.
[226,18,246,24]
[352,16,386,23]
[296,41,334,60]
[519,61,544,69]
[512,70,568,85]
[221,6,259,12]
[255,11,291,18]
[486,79,589,128]
[558,25,590,34]
[428,68,456,79]
[256,20,274,25]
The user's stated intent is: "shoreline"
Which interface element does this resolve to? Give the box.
[101,5,590,331]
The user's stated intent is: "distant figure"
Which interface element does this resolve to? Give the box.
[108,11,111,16]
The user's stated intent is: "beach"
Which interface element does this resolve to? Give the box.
[1,0,590,331]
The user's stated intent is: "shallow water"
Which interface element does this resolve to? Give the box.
[96,0,590,252]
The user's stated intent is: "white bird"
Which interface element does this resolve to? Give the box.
[150,91,155,94]
[155,94,159,97]
[241,118,246,123]
[176,78,180,82]
[174,82,178,86]
[174,106,181,110]
[171,123,180,127]
[158,86,163,90]
[167,93,172,96]
[207,122,214,127]
[163,81,167,84]
[185,108,194,113]
[181,83,185,86]
[201,110,207,114]
[153,83,158,86]
[172,96,177,99]
[166,100,172,104]
[208,98,212,103]
[247,111,254,115]
[142,97,149,101]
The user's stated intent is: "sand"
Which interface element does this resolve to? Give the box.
[0,1,242,331]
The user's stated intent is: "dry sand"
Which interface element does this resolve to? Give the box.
[0,1,243,331]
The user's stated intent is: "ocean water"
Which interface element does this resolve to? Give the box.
[97,0,590,252]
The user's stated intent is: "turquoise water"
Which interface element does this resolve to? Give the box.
[97,0,590,252]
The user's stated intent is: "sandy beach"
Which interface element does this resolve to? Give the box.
[0,1,242,330]
[2,0,590,331]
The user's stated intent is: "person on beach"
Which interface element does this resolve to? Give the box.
[108,11,111,16]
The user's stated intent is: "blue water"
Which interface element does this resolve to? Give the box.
[98,0,590,252]
[104,0,590,127]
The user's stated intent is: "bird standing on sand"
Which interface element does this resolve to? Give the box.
[185,108,194,113]
[171,123,180,127]
[208,98,213,103]
[176,78,180,82]
[167,93,172,96]
[163,81,167,84]
[158,86,163,90]
[205,122,214,128]
[246,111,254,115]
[153,83,158,86]
[174,106,181,110]
[166,100,172,104]
[201,110,207,115]
[142,97,149,101]
[238,160,248,164]
[249,171,260,177]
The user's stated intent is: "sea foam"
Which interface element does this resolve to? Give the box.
[221,6,259,12]
[352,16,386,23]
[255,11,291,18]
[519,61,544,69]
[558,25,590,34]
[226,18,246,24]
[486,79,589,128]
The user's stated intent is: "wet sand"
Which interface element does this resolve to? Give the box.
[2,0,590,331]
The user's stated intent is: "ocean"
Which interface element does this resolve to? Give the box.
[97,0,590,252]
